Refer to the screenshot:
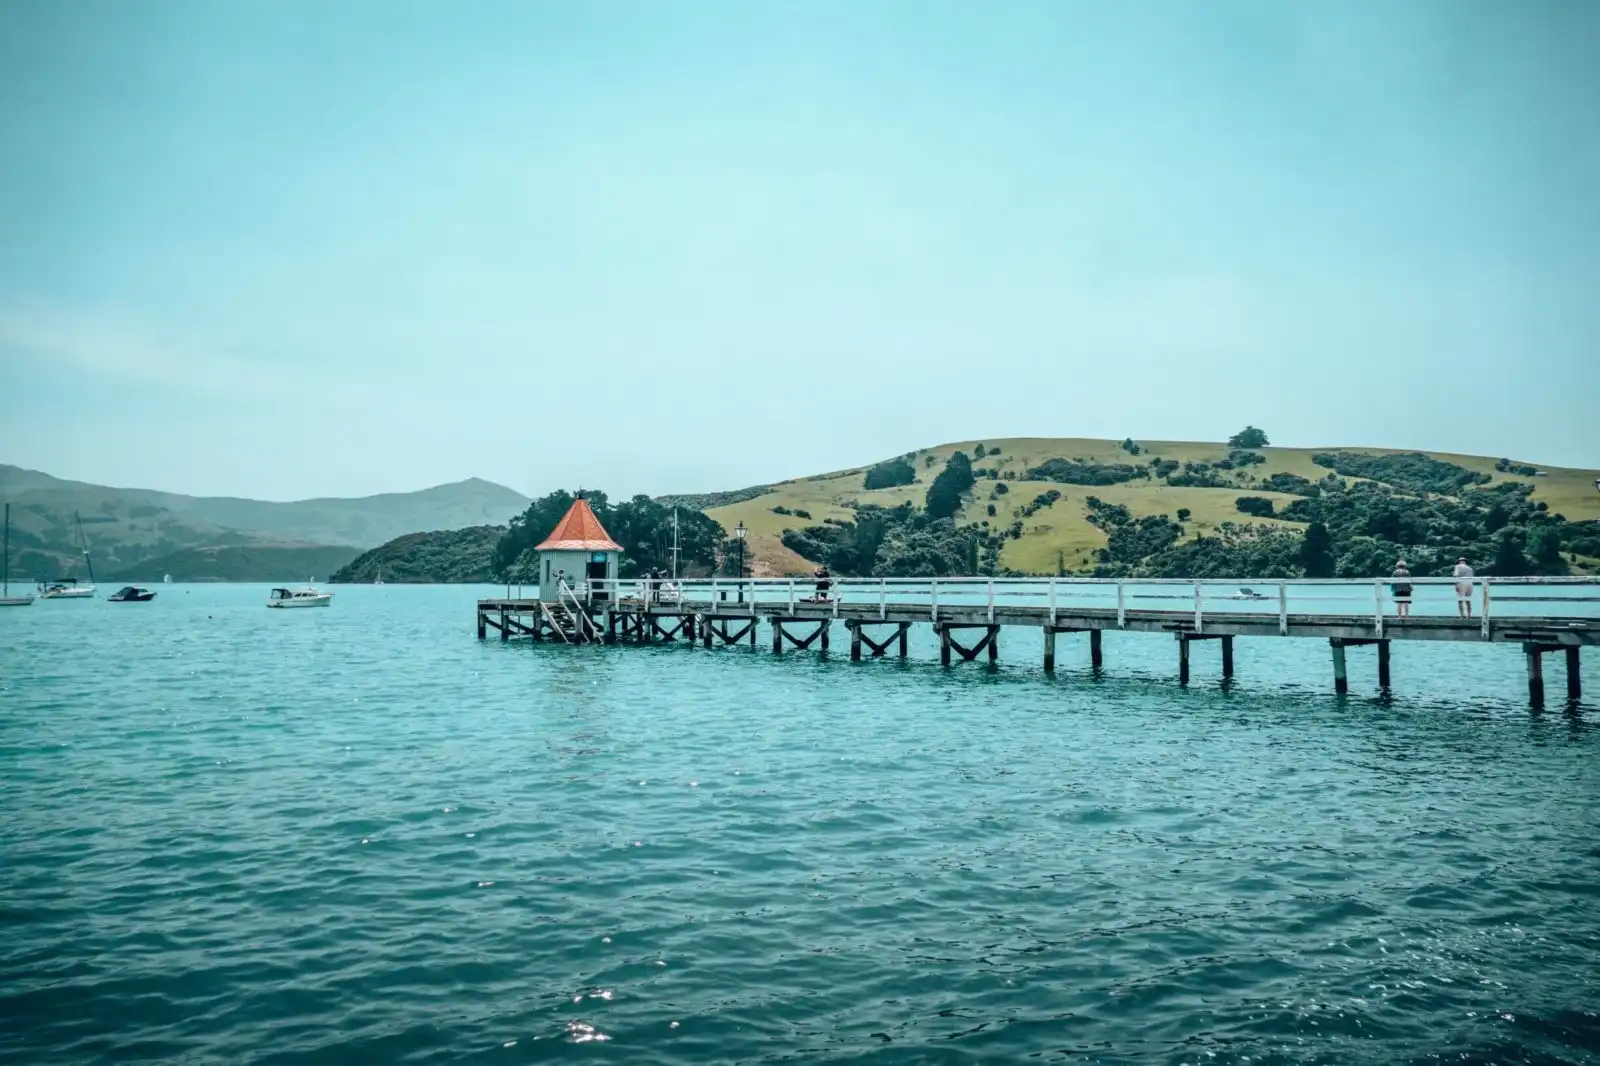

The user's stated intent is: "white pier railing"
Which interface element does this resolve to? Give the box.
[571,575,1600,632]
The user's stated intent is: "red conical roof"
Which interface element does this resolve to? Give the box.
[536,497,622,552]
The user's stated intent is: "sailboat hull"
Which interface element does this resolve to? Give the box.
[0,595,34,607]
[38,586,96,599]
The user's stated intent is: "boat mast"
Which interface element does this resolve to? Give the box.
[4,503,10,596]
[75,510,95,585]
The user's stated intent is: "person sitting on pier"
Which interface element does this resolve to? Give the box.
[1391,559,1413,618]
[814,565,832,602]
[1453,557,1475,618]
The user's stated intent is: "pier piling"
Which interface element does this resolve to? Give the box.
[1567,646,1581,701]
[1331,640,1348,695]
[1221,635,1234,679]
[1377,640,1391,689]
[1043,628,1055,672]
[1090,629,1103,670]
[1526,643,1544,707]
[1178,634,1190,686]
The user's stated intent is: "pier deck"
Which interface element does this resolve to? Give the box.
[478,576,1599,705]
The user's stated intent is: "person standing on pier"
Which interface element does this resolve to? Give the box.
[1453,557,1475,618]
[1391,560,1414,617]
[814,565,832,602]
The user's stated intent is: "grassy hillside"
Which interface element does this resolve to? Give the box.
[102,545,362,583]
[703,438,1600,575]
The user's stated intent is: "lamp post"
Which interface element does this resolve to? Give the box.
[735,521,747,602]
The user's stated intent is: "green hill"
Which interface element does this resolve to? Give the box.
[697,438,1600,577]
[102,545,362,583]
[329,526,505,584]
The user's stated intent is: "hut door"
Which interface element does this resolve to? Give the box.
[586,555,609,601]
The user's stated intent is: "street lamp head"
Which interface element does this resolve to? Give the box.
[735,521,747,540]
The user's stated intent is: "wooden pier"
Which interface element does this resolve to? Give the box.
[478,576,1599,706]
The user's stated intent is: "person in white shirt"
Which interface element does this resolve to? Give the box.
[1453,557,1475,618]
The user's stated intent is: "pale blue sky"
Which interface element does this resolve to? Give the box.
[2,0,1596,500]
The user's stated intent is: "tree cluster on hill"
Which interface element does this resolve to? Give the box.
[1025,458,1147,486]
[1164,462,1231,488]
[1260,472,1320,496]
[781,502,986,577]
[863,457,918,490]
[330,527,503,583]
[1017,489,1061,519]
[924,451,976,520]
[1311,451,1491,496]
[493,491,724,579]
[1229,426,1270,449]
[1276,478,1576,577]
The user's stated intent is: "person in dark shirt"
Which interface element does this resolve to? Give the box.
[1390,560,1413,617]
[814,565,832,602]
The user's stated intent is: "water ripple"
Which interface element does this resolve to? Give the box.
[2,585,1596,1065]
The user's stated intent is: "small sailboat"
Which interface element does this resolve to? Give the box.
[163,574,173,584]
[1,503,34,607]
[268,580,333,608]
[109,586,157,602]
[39,512,98,598]
[37,577,94,599]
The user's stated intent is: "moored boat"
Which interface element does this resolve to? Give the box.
[109,586,157,602]
[1,503,33,606]
[268,585,333,608]
[37,577,95,599]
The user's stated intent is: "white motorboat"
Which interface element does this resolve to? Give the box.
[268,585,333,608]
[1,503,33,606]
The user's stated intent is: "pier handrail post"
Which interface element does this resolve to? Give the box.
[880,577,886,620]
[931,579,939,622]
[1194,583,1203,633]
[1278,582,1288,635]
[833,580,840,617]
[711,577,718,605]
[987,577,995,623]
[1482,581,1491,639]
[788,579,795,613]
[1049,576,1057,627]
[1116,582,1126,628]
[1374,579,1384,638]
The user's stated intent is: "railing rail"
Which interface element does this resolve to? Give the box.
[566,575,1600,629]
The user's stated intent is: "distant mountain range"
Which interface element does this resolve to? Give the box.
[0,464,529,581]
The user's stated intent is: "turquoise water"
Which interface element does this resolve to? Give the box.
[3,584,1597,1065]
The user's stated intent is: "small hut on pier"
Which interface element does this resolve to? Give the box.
[536,496,622,602]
